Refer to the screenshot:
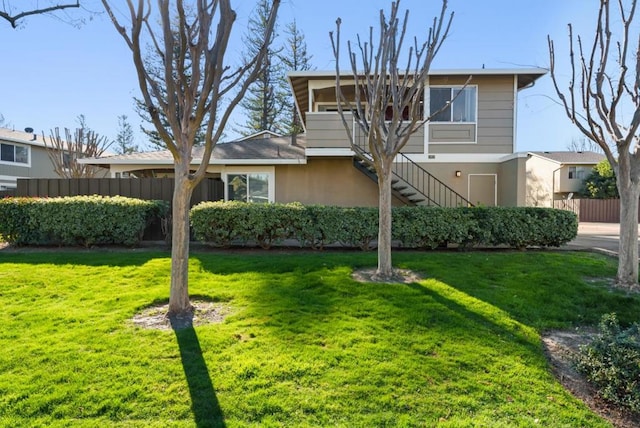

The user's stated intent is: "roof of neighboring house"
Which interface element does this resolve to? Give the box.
[81,134,306,166]
[235,130,282,141]
[0,127,116,156]
[0,127,47,148]
[528,151,605,165]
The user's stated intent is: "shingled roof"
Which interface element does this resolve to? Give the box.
[82,134,306,165]
[528,151,605,164]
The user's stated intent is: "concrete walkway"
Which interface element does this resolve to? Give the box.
[565,222,640,255]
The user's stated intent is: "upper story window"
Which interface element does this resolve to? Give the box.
[0,143,29,165]
[568,166,588,180]
[429,86,477,123]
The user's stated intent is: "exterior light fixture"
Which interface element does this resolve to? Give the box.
[455,170,461,177]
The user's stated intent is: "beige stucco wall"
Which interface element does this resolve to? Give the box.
[275,157,529,208]
[275,157,410,207]
[497,156,526,207]
[525,155,557,207]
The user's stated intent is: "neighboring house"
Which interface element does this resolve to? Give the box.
[81,68,548,207]
[0,127,111,190]
[525,151,605,207]
[0,128,61,190]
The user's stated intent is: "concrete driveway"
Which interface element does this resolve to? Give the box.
[565,222,640,255]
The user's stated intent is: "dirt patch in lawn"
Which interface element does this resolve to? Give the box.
[351,267,424,284]
[132,300,231,331]
[542,328,640,428]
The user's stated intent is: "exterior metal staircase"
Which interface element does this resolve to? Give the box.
[350,139,473,207]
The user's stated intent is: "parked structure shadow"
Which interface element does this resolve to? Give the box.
[171,316,226,428]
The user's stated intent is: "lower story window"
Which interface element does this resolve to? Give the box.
[227,173,270,203]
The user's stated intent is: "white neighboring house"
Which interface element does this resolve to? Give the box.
[525,151,605,207]
[0,127,109,190]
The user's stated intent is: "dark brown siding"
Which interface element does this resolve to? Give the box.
[554,198,636,223]
[14,178,223,208]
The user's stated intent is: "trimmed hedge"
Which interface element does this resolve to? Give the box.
[190,202,578,250]
[0,196,167,247]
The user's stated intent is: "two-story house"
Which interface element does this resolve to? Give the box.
[525,151,605,207]
[0,128,60,190]
[0,127,111,190]
[82,67,548,207]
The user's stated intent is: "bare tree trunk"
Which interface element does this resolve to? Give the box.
[617,159,640,290]
[377,163,393,279]
[169,159,195,316]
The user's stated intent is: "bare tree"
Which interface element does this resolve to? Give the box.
[0,1,80,28]
[566,136,602,153]
[43,127,112,178]
[330,0,452,280]
[101,0,280,317]
[548,0,640,290]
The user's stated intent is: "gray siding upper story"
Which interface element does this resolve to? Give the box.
[302,74,517,156]
[428,75,515,155]
[305,112,424,153]
[0,144,58,180]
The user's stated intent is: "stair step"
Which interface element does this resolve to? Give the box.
[393,185,407,191]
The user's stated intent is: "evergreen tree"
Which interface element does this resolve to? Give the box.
[280,19,313,135]
[237,0,286,135]
[114,114,138,154]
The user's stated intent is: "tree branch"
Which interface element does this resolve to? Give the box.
[0,1,79,28]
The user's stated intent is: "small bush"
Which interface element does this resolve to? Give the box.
[575,313,640,412]
[0,196,166,247]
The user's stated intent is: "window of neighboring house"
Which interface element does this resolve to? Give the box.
[227,173,271,203]
[568,166,588,180]
[429,86,477,122]
[0,143,29,165]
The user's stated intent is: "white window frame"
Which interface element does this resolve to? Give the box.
[0,142,30,167]
[223,167,275,203]
[428,85,478,124]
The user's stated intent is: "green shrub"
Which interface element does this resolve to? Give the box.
[392,206,474,249]
[292,205,343,250]
[336,207,378,251]
[189,202,576,251]
[0,196,166,247]
[463,207,578,249]
[575,313,640,412]
[190,201,299,248]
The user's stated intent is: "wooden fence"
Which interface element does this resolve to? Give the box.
[553,198,635,223]
[13,177,224,208]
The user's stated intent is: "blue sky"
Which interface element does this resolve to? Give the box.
[1,0,596,152]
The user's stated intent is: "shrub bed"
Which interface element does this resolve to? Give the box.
[0,196,167,247]
[190,202,577,250]
[575,313,640,413]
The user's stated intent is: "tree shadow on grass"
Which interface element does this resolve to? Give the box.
[171,316,226,428]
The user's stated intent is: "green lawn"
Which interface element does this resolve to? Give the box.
[0,249,638,427]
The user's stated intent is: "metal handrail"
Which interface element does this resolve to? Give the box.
[352,124,473,207]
